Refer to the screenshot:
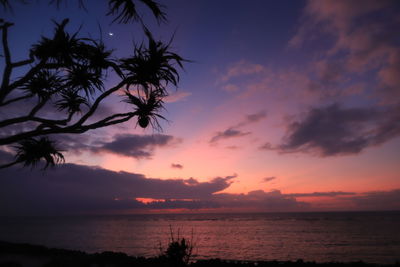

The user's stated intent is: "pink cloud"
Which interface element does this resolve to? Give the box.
[218,60,267,84]
[164,91,192,103]
[290,0,400,103]
[221,84,240,92]
[290,0,391,48]
[377,52,400,103]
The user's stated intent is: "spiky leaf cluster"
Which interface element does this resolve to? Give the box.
[21,70,62,100]
[32,19,80,66]
[107,0,166,24]
[120,28,185,131]
[14,137,65,169]
[124,90,166,129]
[120,29,184,97]
[56,90,89,114]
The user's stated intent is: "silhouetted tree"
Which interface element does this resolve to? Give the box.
[0,0,185,169]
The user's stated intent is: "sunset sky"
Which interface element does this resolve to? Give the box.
[1,0,400,215]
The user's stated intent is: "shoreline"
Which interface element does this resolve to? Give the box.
[1,241,398,267]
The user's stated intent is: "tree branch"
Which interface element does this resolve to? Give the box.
[0,113,71,128]
[73,80,127,126]
[11,55,34,68]
[81,111,137,129]
[28,98,49,117]
[0,160,20,169]
[0,61,47,104]
[0,94,33,107]
[0,60,50,102]
[0,111,137,145]
[0,22,14,102]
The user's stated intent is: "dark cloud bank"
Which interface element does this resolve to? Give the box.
[1,149,399,215]
[0,157,233,216]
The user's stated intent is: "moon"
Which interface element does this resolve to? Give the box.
[108,32,114,36]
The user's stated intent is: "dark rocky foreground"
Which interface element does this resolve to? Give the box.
[0,241,398,267]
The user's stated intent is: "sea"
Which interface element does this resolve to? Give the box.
[0,211,399,264]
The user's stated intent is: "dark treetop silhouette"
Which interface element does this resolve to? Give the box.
[0,0,185,169]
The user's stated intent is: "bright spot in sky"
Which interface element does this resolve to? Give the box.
[108,32,114,36]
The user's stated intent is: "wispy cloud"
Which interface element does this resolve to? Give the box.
[209,111,266,144]
[221,84,240,92]
[218,60,267,84]
[209,128,251,144]
[164,91,192,103]
[234,110,267,128]
[262,176,276,183]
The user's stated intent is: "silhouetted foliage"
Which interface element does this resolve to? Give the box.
[107,0,166,24]
[0,0,185,169]
[14,137,65,169]
[159,228,194,267]
[164,238,193,266]
[124,90,166,130]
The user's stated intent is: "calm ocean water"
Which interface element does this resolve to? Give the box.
[0,212,399,264]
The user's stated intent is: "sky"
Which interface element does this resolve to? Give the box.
[0,0,400,215]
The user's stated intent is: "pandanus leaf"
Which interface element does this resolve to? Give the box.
[32,19,80,66]
[107,0,166,24]
[14,137,64,169]
[55,90,89,114]
[66,65,104,96]
[20,70,61,100]
[120,29,185,96]
[123,90,165,129]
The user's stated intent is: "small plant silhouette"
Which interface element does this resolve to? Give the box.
[160,227,194,266]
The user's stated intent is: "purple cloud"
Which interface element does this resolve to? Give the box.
[50,133,181,159]
[289,191,356,198]
[210,128,251,144]
[348,190,400,211]
[262,104,400,156]
[211,190,309,211]
[262,177,276,183]
[291,0,400,103]
[0,163,235,215]
[245,111,267,124]
[210,110,266,144]
[97,134,179,158]
[171,163,183,169]
[58,133,180,159]
[1,159,399,214]
[138,189,309,211]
